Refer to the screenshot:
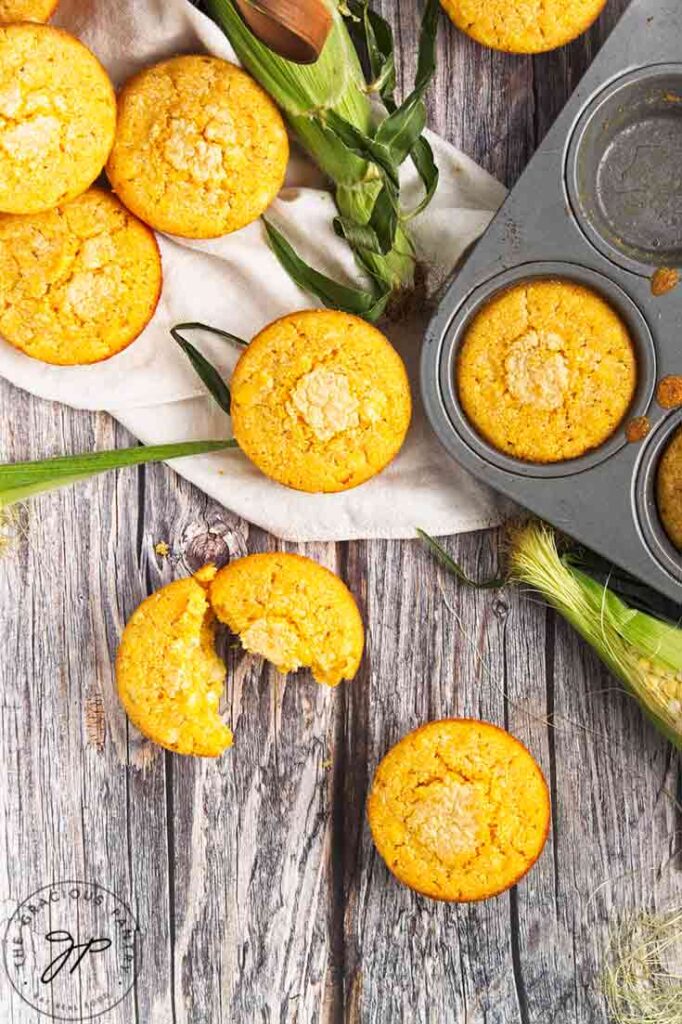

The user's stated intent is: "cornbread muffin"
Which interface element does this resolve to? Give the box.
[106,55,288,238]
[210,552,364,686]
[0,25,115,214]
[116,566,233,757]
[457,279,636,463]
[367,719,550,902]
[440,0,607,53]
[231,310,411,492]
[0,188,162,364]
[657,426,682,550]
[0,0,59,22]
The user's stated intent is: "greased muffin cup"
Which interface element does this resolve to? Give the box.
[231,310,412,493]
[209,552,364,687]
[0,25,116,214]
[368,719,550,902]
[106,54,289,239]
[0,188,162,365]
[0,0,59,21]
[457,278,637,464]
[116,567,233,758]
[439,0,606,53]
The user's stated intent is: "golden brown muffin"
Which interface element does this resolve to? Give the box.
[0,188,162,364]
[231,310,412,492]
[440,0,607,53]
[106,54,288,238]
[457,278,636,463]
[0,25,115,214]
[367,719,550,902]
[116,566,233,758]
[0,0,59,21]
[657,426,682,550]
[210,552,364,686]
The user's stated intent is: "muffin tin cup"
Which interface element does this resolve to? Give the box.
[436,261,656,480]
[422,0,682,603]
[635,410,682,584]
[566,63,682,276]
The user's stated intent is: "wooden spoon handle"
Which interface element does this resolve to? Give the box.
[234,0,333,64]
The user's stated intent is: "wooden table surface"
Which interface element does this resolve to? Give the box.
[1,2,680,1022]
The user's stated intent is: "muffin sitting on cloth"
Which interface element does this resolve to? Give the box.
[440,0,607,53]
[0,188,161,364]
[457,278,636,463]
[0,24,115,214]
[230,310,412,492]
[107,54,289,238]
[116,555,364,756]
[0,0,58,21]
[367,719,550,902]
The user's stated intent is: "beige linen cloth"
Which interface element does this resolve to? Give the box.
[0,0,507,541]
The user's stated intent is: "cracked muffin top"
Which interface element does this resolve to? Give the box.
[367,719,550,902]
[230,309,412,493]
[210,552,364,687]
[0,0,59,22]
[439,0,607,53]
[106,54,289,238]
[0,187,162,364]
[0,24,115,214]
[456,278,637,463]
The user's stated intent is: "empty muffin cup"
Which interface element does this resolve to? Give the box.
[567,64,682,274]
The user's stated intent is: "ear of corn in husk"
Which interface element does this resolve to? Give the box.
[205,0,440,319]
[509,523,682,750]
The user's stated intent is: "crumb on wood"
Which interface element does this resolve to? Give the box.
[154,541,170,557]
[321,758,333,770]
[651,267,680,297]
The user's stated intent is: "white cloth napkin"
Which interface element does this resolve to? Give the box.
[0,0,508,541]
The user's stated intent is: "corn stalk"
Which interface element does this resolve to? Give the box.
[205,0,440,320]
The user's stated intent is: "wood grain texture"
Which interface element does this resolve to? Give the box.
[1,1,680,1022]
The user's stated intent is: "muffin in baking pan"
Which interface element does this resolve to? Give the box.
[0,188,162,364]
[657,425,682,551]
[367,719,550,902]
[230,309,412,492]
[107,54,289,239]
[0,25,115,214]
[457,278,637,463]
[440,0,607,53]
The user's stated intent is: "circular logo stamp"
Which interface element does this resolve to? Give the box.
[3,881,139,1021]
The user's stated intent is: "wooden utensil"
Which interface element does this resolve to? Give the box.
[234,0,333,64]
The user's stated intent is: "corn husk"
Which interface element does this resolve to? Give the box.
[509,523,682,750]
[206,0,440,318]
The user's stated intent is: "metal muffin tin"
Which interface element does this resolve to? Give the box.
[422,0,682,602]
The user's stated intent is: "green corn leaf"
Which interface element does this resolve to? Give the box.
[323,109,400,189]
[171,320,248,349]
[264,220,390,321]
[171,325,233,415]
[406,135,439,218]
[375,93,428,166]
[0,440,235,508]
[368,184,399,253]
[346,0,396,100]
[333,216,384,254]
[417,529,507,589]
